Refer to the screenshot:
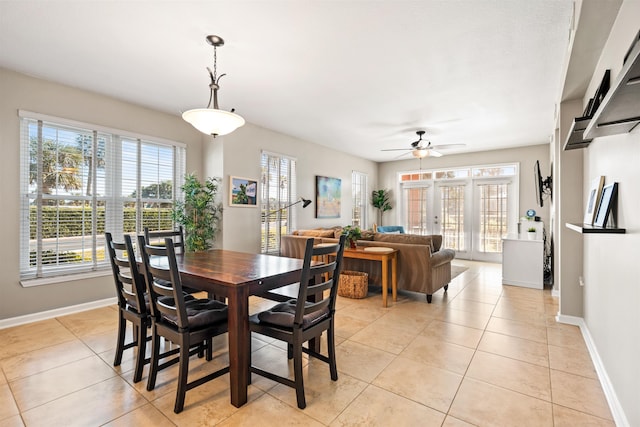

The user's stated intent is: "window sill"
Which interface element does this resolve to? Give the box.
[20,269,111,288]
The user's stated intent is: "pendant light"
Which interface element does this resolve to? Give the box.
[182,35,245,137]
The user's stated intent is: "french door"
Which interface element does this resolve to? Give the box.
[401,173,517,262]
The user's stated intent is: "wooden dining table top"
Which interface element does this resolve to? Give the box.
[151,249,307,292]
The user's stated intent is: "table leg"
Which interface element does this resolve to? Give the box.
[227,287,250,407]
[381,256,388,307]
[391,254,398,302]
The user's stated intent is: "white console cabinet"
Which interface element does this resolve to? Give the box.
[501,234,543,289]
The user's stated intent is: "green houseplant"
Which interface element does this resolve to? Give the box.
[342,225,362,249]
[173,173,222,252]
[371,189,392,226]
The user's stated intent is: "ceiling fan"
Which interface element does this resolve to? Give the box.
[381,130,465,158]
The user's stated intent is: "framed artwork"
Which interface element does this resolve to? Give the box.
[315,176,341,218]
[229,176,257,207]
[583,176,604,225]
[594,182,618,227]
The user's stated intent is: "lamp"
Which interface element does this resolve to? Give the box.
[182,35,245,137]
[263,197,312,218]
[412,149,429,158]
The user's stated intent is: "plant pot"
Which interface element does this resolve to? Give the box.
[349,240,357,249]
[527,232,536,240]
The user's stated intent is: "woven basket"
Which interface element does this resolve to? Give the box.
[338,270,368,299]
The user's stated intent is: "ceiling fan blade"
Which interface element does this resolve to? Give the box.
[430,150,444,157]
[381,148,412,152]
[431,143,466,150]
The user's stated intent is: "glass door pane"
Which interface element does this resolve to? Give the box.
[403,185,432,235]
[439,184,466,252]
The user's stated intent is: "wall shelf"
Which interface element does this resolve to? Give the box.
[566,222,626,234]
[584,36,640,139]
[563,116,593,150]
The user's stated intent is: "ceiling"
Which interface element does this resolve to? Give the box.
[0,1,574,162]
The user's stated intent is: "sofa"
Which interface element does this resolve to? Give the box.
[281,228,456,303]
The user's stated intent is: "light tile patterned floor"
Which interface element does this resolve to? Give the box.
[0,261,615,426]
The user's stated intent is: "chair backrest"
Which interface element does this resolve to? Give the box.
[137,235,190,329]
[144,226,185,254]
[105,232,147,315]
[377,225,405,234]
[294,234,346,326]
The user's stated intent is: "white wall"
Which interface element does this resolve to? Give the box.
[204,123,379,253]
[579,2,640,424]
[0,68,204,320]
[377,144,551,228]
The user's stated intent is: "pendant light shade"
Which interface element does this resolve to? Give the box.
[183,35,245,137]
[182,108,245,136]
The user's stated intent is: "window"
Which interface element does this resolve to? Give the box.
[351,171,367,228]
[19,111,185,281]
[260,151,297,255]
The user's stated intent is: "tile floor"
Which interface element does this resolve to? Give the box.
[0,261,615,426]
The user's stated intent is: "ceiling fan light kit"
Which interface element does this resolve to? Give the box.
[182,35,245,137]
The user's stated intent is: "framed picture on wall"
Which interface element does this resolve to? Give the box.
[229,176,257,207]
[583,176,605,225]
[315,176,341,218]
[593,182,618,227]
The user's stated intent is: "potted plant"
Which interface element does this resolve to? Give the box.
[172,173,223,252]
[527,227,537,240]
[371,189,392,226]
[342,225,362,249]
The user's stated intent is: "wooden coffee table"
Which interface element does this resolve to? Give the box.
[343,247,398,307]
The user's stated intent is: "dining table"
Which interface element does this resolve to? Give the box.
[153,249,306,408]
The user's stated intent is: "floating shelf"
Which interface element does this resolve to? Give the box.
[584,37,640,139]
[566,223,626,234]
[563,116,593,150]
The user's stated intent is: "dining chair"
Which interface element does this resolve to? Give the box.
[137,235,229,414]
[105,232,151,383]
[144,226,185,253]
[249,234,346,409]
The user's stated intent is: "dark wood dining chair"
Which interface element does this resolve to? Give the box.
[105,232,151,383]
[144,226,185,253]
[249,234,346,409]
[137,235,229,414]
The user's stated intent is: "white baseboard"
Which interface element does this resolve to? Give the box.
[0,297,117,330]
[556,314,629,427]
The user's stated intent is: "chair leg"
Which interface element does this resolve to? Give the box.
[146,325,161,391]
[327,321,338,381]
[206,338,213,361]
[113,311,126,366]
[133,322,147,383]
[174,336,190,414]
[293,336,306,409]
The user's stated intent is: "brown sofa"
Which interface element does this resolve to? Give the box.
[281,230,455,303]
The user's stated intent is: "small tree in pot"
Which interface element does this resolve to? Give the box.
[371,189,392,226]
[173,173,223,252]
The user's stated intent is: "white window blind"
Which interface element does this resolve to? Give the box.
[260,151,297,254]
[351,171,368,228]
[19,112,186,281]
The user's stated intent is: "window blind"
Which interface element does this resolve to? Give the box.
[19,113,186,281]
[260,151,297,254]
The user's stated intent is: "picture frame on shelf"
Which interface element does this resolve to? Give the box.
[229,176,257,207]
[583,176,605,225]
[587,69,610,117]
[593,182,618,228]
